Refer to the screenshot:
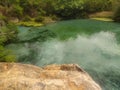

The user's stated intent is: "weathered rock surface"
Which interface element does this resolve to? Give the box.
[0,63,101,90]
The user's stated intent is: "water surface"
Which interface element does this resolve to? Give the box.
[7,19,120,90]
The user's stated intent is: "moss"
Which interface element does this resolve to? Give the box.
[90,18,113,21]
[17,21,43,27]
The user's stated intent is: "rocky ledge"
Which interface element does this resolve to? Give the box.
[0,63,101,90]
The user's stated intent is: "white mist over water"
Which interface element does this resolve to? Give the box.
[8,31,120,89]
[34,31,120,90]
[36,31,120,66]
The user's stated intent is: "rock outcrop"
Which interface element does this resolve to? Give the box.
[0,63,101,90]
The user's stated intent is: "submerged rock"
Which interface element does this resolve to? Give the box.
[0,63,101,90]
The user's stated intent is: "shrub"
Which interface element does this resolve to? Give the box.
[22,15,31,21]
[113,6,120,22]
[0,14,6,20]
[7,5,23,19]
[35,16,44,22]
[0,22,18,62]
[0,45,16,62]
[50,15,59,21]
[84,0,112,13]
[4,55,16,62]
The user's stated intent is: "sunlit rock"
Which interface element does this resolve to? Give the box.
[0,63,101,90]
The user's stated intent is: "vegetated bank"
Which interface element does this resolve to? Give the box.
[0,0,120,27]
[0,20,18,62]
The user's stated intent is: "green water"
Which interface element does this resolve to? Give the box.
[7,19,120,90]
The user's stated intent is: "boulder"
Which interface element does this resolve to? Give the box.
[0,63,101,90]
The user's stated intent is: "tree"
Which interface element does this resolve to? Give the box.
[42,0,86,19]
[19,0,41,17]
[112,0,120,22]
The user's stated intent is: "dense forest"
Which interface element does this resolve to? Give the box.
[0,0,120,62]
[0,0,120,22]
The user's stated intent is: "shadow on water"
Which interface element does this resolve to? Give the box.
[7,19,120,90]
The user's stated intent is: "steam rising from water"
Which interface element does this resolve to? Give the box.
[8,31,120,89]
[36,31,120,90]
[38,32,120,65]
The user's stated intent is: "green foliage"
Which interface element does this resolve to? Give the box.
[0,45,16,62]
[19,0,41,17]
[112,0,120,22]
[41,0,87,19]
[0,0,115,20]
[35,16,44,22]
[4,55,16,62]
[0,23,18,44]
[0,35,6,45]
[0,14,6,20]
[84,0,112,13]
[22,15,31,21]
[17,21,43,27]
[0,22,18,62]
[10,4,23,18]
[113,6,120,22]
[50,15,59,21]
[40,0,113,19]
